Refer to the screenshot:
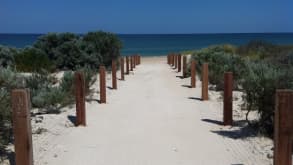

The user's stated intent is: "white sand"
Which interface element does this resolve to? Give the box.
[17,56,273,164]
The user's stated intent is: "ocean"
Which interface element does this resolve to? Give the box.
[1,33,293,56]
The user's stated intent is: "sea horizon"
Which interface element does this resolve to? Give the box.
[1,32,293,56]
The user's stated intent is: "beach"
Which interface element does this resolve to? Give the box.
[8,56,273,165]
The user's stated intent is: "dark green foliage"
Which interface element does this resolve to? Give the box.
[241,62,281,136]
[15,47,54,72]
[33,31,122,70]
[82,31,122,67]
[34,33,79,61]
[76,67,97,94]
[0,68,23,153]
[0,45,18,68]
[0,89,11,153]
[237,40,293,65]
[191,45,246,90]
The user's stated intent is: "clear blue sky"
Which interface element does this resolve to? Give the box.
[0,0,292,34]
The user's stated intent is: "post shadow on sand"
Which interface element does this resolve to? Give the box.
[201,119,257,139]
[67,115,76,125]
[182,85,192,88]
[85,98,101,103]
[176,76,184,79]
[107,86,114,90]
[187,96,202,101]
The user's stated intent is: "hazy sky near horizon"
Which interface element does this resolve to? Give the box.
[0,0,292,34]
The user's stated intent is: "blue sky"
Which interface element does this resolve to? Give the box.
[0,0,292,34]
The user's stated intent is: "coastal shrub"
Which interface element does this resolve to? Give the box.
[190,45,246,90]
[25,72,62,112]
[0,68,23,154]
[76,67,97,94]
[240,61,293,136]
[82,31,122,67]
[33,31,122,70]
[59,71,75,105]
[237,40,293,65]
[33,33,80,61]
[0,45,18,68]
[188,42,293,137]
[0,89,11,154]
[15,47,54,72]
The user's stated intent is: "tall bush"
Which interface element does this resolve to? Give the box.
[0,45,18,68]
[15,47,54,72]
[190,45,246,90]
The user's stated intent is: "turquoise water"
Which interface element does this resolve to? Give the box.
[1,33,293,56]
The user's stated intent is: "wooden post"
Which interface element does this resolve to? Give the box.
[136,55,139,65]
[112,60,117,89]
[202,63,209,100]
[75,72,86,126]
[11,89,33,165]
[167,55,170,64]
[191,60,196,88]
[178,54,182,72]
[174,54,178,69]
[133,56,136,69]
[138,55,141,65]
[172,54,175,66]
[130,56,133,71]
[99,65,106,103]
[126,56,129,74]
[183,56,187,78]
[274,90,293,165]
[223,72,233,125]
[120,57,125,80]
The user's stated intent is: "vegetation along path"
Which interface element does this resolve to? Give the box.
[36,57,271,165]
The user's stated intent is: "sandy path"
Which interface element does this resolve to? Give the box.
[36,57,271,165]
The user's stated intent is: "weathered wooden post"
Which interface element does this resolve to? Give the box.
[167,55,170,64]
[138,55,141,65]
[11,89,33,165]
[120,57,125,80]
[99,65,106,103]
[274,90,293,165]
[171,54,175,66]
[178,54,182,72]
[174,54,178,69]
[183,56,187,78]
[126,56,129,74]
[201,63,209,100]
[136,55,139,65]
[133,56,136,69]
[112,60,117,89]
[191,60,196,88]
[223,72,233,125]
[75,72,86,126]
[130,56,133,71]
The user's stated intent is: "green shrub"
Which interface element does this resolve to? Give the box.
[59,71,75,105]
[76,67,97,94]
[0,68,22,154]
[0,89,11,153]
[189,43,293,137]
[241,61,292,136]
[15,47,54,72]
[190,45,246,90]
[0,45,18,68]
[33,31,122,70]
[82,31,122,67]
